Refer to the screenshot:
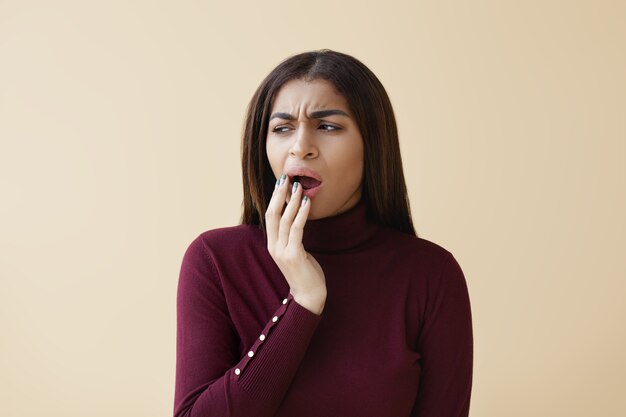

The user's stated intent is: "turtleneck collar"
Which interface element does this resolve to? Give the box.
[302,198,379,253]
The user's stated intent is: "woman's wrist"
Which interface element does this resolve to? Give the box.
[291,290,327,316]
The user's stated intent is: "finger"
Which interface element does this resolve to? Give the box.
[265,173,288,248]
[278,180,303,246]
[287,194,311,248]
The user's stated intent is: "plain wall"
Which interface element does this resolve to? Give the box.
[1,1,624,416]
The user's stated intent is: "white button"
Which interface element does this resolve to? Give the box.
[272,316,278,322]
[235,368,241,375]
[282,298,288,304]
[248,351,254,357]
[259,334,266,341]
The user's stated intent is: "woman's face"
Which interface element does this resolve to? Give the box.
[266,78,364,220]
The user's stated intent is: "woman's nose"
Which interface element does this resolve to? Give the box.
[289,126,318,159]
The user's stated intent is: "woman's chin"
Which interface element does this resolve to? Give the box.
[307,209,321,220]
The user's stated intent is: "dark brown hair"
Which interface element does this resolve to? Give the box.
[240,49,417,236]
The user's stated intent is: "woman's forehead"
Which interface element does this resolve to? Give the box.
[271,79,348,113]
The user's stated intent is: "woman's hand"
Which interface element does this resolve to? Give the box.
[265,174,327,315]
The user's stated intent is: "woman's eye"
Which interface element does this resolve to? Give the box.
[319,124,340,131]
[272,126,290,133]
[271,124,341,133]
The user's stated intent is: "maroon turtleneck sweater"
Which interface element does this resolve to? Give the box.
[174,199,473,417]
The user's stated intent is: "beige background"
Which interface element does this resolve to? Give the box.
[1,0,624,416]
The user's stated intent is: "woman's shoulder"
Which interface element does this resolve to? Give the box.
[370,224,460,274]
[375,228,467,291]
[179,224,266,280]
[376,226,457,267]
[189,223,265,255]
[198,223,263,240]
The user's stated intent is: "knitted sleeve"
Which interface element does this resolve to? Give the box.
[411,252,474,417]
[173,234,322,417]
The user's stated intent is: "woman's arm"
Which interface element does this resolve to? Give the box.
[174,176,326,417]
[411,253,474,417]
[265,175,327,315]
[173,234,322,417]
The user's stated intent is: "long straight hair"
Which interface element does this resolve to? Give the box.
[240,49,417,236]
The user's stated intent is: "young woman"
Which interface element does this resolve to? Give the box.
[174,49,473,417]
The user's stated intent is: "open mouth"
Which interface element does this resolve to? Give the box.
[292,175,322,190]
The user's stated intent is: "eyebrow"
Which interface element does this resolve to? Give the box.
[269,109,350,121]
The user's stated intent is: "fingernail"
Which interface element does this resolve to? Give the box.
[280,173,286,185]
[292,181,299,192]
[275,178,279,188]
[301,195,308,206]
